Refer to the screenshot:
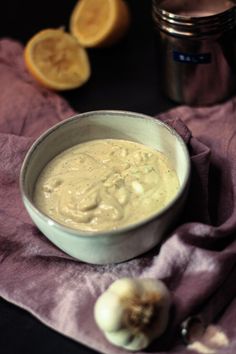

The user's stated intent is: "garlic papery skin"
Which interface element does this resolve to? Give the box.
[94,278,171,351]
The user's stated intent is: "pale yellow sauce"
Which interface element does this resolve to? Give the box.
[34,139,179,232]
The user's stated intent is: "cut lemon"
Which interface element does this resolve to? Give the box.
[69,0,130,47]
[24,28,91,90]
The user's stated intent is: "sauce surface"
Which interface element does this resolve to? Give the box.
[34,139,179,232]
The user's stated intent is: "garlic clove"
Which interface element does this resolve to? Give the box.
[94,290,124,332]
[124,332,150,352]
[148,300,170,339]
[139,278,171,304]
[106,330,150,352]
[139,279,171,339]
[105,328,133,347]
[108,277,141,297]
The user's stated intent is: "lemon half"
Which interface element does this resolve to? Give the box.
[70,0,130,47]
[24,28,91,90]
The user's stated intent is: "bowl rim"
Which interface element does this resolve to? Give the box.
[20,109,191,239]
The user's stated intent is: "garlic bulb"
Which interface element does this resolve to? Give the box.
[94,277,171,351]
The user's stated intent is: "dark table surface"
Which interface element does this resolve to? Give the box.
[0,1,176,353]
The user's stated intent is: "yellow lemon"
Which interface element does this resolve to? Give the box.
[69,0,130,47]
[24,28,91,90]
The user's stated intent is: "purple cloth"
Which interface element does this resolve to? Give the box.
[0,38,236,354]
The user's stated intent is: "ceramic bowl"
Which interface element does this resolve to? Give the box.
[20,110,190,264]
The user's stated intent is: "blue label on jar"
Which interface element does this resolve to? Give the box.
[173,51,211,64]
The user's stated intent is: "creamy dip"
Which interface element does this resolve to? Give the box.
[34,139,179,232]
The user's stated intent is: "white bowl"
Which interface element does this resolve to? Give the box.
[20,110,190,264]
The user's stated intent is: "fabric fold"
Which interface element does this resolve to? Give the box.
[0,38,236,354]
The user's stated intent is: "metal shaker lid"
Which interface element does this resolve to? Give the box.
[153,0,236,37]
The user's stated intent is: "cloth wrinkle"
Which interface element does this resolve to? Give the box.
[167,242,196,293]
[0,38,236,354]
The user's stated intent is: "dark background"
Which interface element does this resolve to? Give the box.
[0,1,176,353]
